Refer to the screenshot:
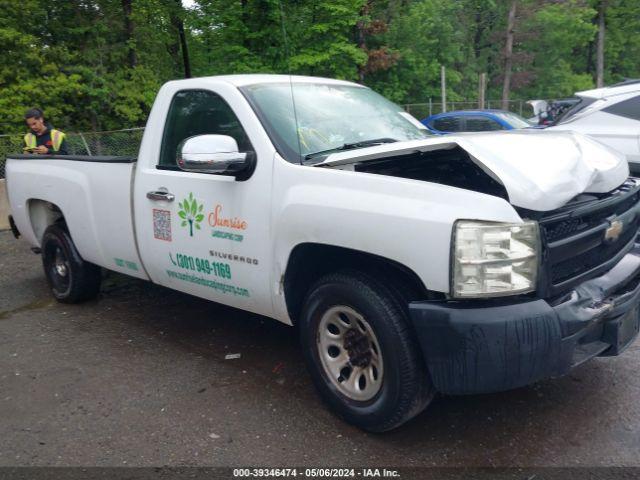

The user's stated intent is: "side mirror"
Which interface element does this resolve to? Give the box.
[177,134,254,179]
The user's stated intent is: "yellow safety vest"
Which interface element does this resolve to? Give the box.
[24,129,66,152]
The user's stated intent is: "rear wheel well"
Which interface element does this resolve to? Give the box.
[283,243,441,323]
[28,199,65,243]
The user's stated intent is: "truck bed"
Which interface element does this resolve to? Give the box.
[6,154,148,280]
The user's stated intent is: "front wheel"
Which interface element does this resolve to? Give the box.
[299,270,434,432]
[41,224,102,303]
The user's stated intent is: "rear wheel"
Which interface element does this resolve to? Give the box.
[41,224,101,303]
[299,270,434,432]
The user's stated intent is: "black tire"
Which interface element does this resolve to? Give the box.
[299,270,434,432]
[41,223,102,303]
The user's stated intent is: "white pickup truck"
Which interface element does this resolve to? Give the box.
[6,75,640,432]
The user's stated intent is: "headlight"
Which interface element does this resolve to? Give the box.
[452,220,539,298]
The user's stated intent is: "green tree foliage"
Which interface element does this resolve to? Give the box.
[189,0,287,74]
[517,1,597,98]
[189,0,367,79]
[603,0,640,84]
[364,0,465,103]
[287,0,368,79]
[1,0,639,134]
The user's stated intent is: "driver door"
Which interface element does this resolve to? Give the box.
[133,87,274,315]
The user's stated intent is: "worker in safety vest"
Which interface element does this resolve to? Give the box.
[23,108,68,155]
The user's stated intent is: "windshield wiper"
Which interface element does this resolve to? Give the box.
[303,137,398,162]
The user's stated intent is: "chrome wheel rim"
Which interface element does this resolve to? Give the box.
[47,245,71,295]
[317,305,383,401]
[55,248,68,277]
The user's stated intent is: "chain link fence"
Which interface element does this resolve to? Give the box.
[0,135,23,179]
[402,99,539,120]
[0,128,144,179]
[0,100,543,178]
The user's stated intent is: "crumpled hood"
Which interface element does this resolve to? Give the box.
[317,130,629,211]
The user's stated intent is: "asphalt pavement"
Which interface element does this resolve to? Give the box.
[1,230,640,468]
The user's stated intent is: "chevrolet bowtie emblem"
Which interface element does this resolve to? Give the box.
[605,220,624,242]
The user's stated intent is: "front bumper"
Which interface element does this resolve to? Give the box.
[409,246,640,395]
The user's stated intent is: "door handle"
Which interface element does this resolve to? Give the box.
[146,189,175,202]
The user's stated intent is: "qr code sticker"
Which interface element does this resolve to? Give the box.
[153,209,172,241]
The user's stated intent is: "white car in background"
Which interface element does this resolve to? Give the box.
[547,80,640,173]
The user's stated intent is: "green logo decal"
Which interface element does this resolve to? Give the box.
[114,257,139,271]
[178,193,204,237]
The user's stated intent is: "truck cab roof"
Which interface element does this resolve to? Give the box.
[164,74,363,89]
[575,80,640,100]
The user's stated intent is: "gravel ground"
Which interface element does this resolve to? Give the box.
[1,230,640,468]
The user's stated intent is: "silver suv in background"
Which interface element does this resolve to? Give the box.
[547,80,640,173]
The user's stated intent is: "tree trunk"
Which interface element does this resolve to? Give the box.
[355,2,370,83]
[309,3,317,76]
[171,0,191,78]
[586,38,594,77]
[478,72,486,109]
[90,113,102,156]
[441,66,447,112]
[177,20,191,78]
[501,0,516,111]
[596,0,606,88]
[122,0,137,68]
[240,0,250,51]
[473,9,483,61]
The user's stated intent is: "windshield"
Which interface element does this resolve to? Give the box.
[494,112,532,128]
[552,97,595,125]
[240,82,431,164]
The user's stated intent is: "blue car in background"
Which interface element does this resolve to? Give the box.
[421,110,532,134]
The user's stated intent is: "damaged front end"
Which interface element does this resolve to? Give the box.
[319,130,629,211]
[319,130,639,395]
[350,145,509,201]
[409,249,640,395]
[409,178,640,395]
